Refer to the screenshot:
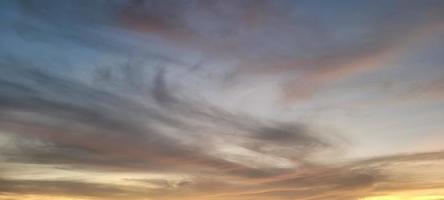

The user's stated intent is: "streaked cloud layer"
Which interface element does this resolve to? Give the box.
[0,0,443,199]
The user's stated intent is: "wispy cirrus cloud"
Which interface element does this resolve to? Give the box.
[0,59,334,175]
[1,1,444,200]
[1,57,444,200]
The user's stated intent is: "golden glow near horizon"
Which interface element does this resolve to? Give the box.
[1,0,444,200]
[361,195,444,200]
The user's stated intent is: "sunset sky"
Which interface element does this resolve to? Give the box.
[0,0,444,200]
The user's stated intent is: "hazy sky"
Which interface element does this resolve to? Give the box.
[0,1,444,200]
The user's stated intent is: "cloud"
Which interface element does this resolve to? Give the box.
[0,58,335,177]
[193,151,444,200]
[1,60,444,198]
[1,1,444,200]
[113,0,444,103]
[0,178,150,200]
[0,44,351,200]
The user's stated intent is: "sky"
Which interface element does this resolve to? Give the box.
[0,0,444,200]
